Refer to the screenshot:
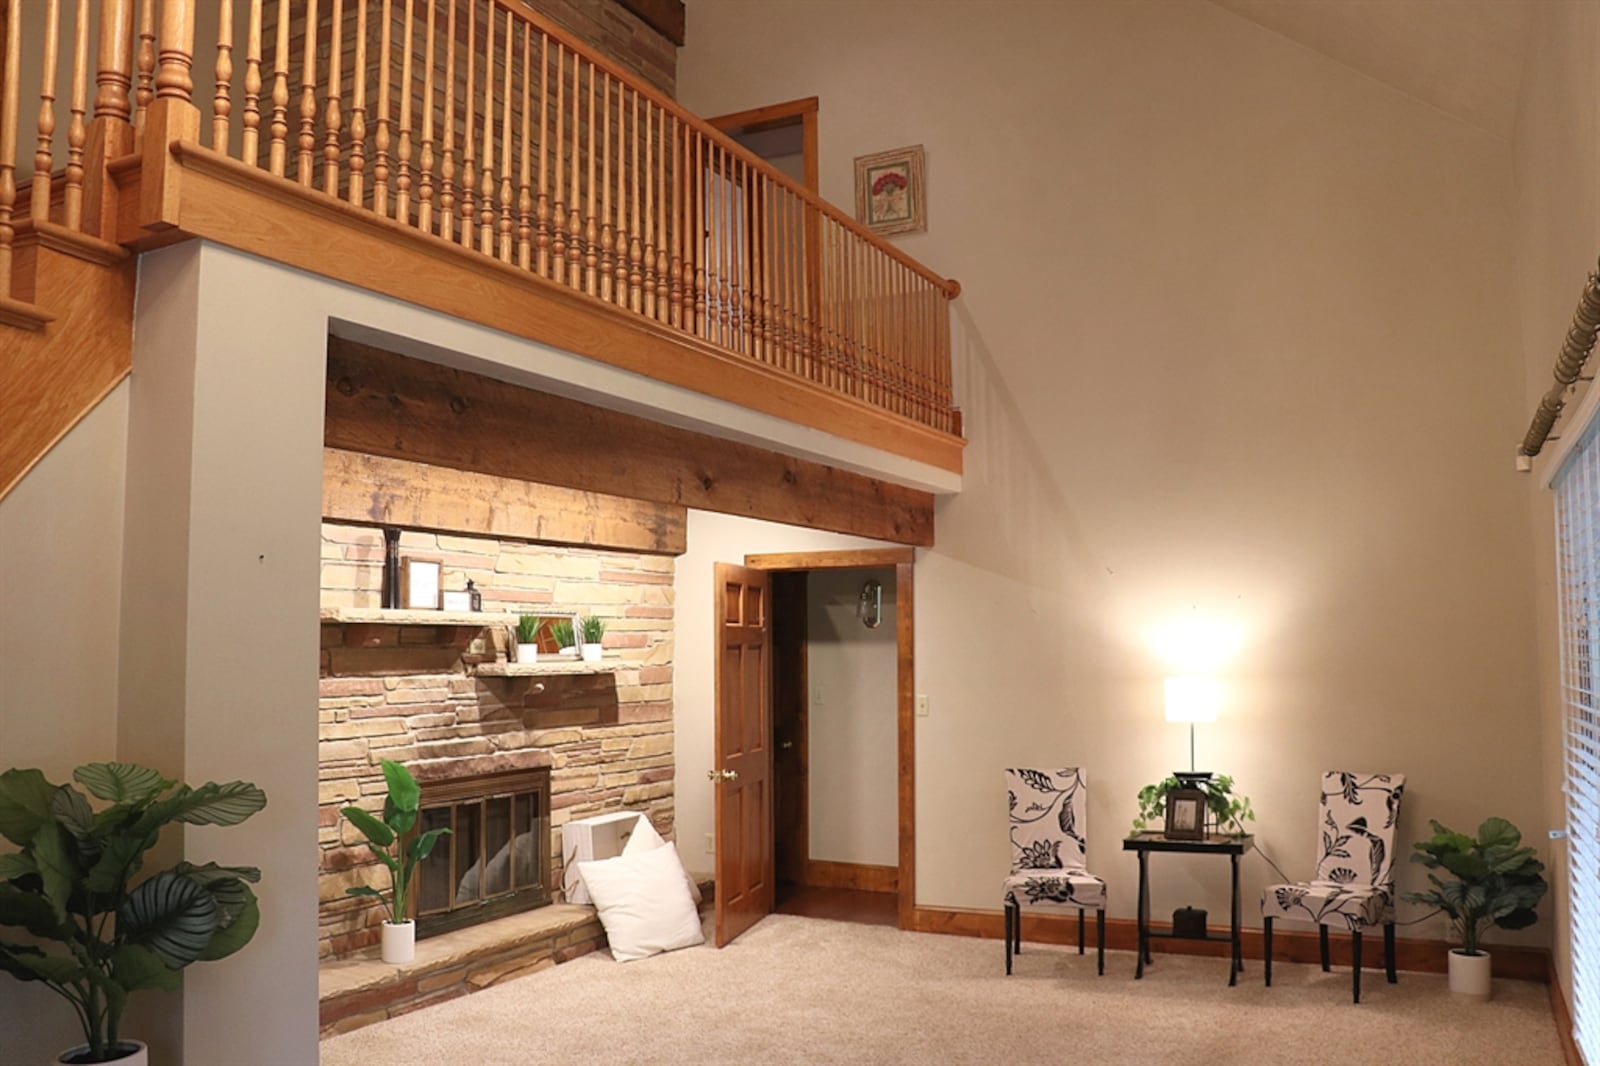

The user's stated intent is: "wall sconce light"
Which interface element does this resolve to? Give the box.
[1164,674,1219,781]
[857,580,883,628]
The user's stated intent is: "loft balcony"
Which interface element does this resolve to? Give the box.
[0,0,964,501]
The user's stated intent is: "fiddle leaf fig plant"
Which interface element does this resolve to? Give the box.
[1131,774,1254,836]
[0,762,266,1064]
[1403,817,1547,956]
[340,759,449,925]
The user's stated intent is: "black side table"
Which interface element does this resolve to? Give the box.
[1121,832,1253,985]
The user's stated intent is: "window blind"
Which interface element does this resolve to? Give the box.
[1555,422,1600,1064]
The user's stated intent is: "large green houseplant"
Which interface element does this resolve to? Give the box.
[1403,816,1547,998]
[339,759,449,964]
[0,762,266,1064]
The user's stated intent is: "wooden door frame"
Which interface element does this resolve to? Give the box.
[706,96,819,195]
[744,547,916,929]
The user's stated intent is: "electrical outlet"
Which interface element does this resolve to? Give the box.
[704,832,715,854]
[916,694,930,717]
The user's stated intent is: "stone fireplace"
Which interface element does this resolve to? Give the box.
[317,523,676,959]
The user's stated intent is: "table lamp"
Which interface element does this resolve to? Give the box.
[1164,674,1218,785]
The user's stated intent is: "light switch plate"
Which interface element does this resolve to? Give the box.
[916,695,930,717]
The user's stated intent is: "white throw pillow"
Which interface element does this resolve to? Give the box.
[576,842,704,962]
[622,815,704,904]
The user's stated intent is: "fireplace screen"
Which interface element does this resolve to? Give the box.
[415,767,551,936]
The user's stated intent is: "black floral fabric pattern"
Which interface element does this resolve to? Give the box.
[1003,768,1106,911]
[1260,771,1406,931]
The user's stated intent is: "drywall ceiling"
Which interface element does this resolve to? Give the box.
[1211,0,1537,139]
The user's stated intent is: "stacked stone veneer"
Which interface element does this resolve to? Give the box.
[318,524,675,959]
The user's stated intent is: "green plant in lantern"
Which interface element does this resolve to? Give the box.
[1131,774,1254,836]
[0,762,266,1064]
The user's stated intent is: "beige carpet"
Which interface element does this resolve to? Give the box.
[320,915,1564,1065]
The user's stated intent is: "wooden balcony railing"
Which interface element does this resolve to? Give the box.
[0,0,962,438]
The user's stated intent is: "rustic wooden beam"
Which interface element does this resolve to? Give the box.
[322,447,687,555]
[745,548,914,571]
[324,338,935,546]
[616,0,684,47]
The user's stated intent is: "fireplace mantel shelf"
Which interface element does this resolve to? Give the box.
[320,606,519,627]
[475,658,624,677]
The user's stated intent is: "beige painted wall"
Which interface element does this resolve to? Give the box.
[807,567,898,866]
[679,0,1545,940]
[1512,0,1600,998]
[0,382,128,1062]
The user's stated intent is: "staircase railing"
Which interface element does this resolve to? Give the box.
[0,0,961,434]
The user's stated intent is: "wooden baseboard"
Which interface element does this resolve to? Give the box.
[804,860,898,893]
[908,905,1551,983]
[1548,956,1582,1066]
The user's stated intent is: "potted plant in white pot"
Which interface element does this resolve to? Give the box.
[339,759,450,964]
[579,614,606,662]
[0,762,266,1064]
[1403,816,1547,999]
[514,614,541,664]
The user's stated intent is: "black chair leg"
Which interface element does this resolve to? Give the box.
[1096,909,1105,975]
[1077,908,1085,955]
[1319,924,1331,972]
[1352,930,1363,1004]
[1384,922,1397,984]
[1004,901,1013,975]
[1263,916,1273,987]
[1013,900,1022,956]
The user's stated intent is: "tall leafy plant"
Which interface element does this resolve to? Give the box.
[1403,816,1547,956]
[340,760,449,925]
[0,763,266,1064]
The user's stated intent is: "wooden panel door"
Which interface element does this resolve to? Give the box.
[713,562,773,947]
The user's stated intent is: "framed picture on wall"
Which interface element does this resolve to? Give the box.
[1164,789,1206,840]
[853,144,927,237]
[400,557,443,610]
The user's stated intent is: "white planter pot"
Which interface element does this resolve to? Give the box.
[56,1040,148,1065]
[581,643,603,662]
[515,642,539,664]
[1448,948,1492,999]
[382,919,416,965]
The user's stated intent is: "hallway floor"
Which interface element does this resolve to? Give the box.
[774,882,899,927]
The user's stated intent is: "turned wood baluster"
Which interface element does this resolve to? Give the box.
[533,32,549,276]
[267,0,289,175]
[323,0,344,198]
[654,111,669,323]
[0,0,20,295]
[548,41,564,282]
[438,0,457,241]
[516,23,532,270]
[416,0,436,232]
[457,0,476,248]
[627,89,643,312]
[64,0,90,229]
[938,287,952,431]
[613,79,626,308]
[477,5,499,256]
[349,0,370,206]
[94,0,136,130]
[718,148,733,348]
[599,74,613,301]
[32,0,60,224]
[640,104,652,320]
[582,59,596,293]
[740,158,755,357]
[692,130,707,338]
[240,0,262,165]
[669,115,683,330]
[297,0,318,185]
[818,214,833,388]
[495,9,513,262]
[372,0,392,214]
[565,54,582,288]
[134,0,155,142]
[211,0,231,152]
[155,0,195,104]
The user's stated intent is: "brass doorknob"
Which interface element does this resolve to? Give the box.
[721,769,739,781]
[705,769,719,781]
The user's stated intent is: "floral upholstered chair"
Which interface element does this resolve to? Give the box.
[1260,771,1406,1002]
[1003,768,1106,975]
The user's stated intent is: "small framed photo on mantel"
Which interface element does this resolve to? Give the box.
[1164,788,1207,841]
[853,144,927,237]
[400,557,443,610]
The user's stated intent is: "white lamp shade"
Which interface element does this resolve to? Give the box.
[1165,675,1219,724]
